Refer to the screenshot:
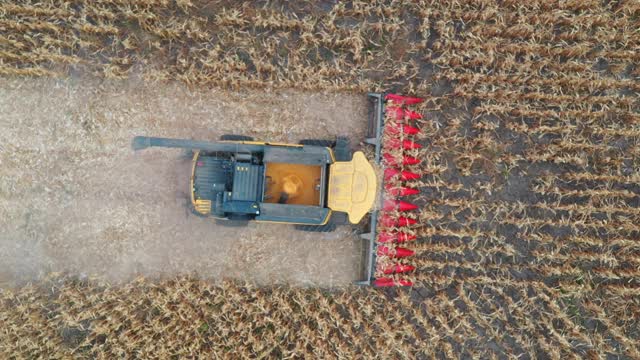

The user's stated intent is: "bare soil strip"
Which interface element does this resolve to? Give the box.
[0,78,367,286]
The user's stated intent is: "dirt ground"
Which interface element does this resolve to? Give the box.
[0,77,368,287]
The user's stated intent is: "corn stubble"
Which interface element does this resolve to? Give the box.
[2,0,640,358]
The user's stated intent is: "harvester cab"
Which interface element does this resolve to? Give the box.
[133,93,422,287]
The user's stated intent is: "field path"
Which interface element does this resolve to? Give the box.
[0,78,367,287]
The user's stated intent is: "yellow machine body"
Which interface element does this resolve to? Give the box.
[327,151,378,224]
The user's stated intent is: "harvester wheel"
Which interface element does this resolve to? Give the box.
[330,211,349,225]
[299,139,335,147]
[215,214,251,227]
[294,223,337,233]
[220,134,254,141]
[333,136,352,161]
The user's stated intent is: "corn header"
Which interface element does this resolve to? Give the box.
[358,93,424,287]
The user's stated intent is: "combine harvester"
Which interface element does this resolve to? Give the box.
[132,93,424,287]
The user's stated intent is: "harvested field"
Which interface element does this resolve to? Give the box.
[2,0,640,358]
[0,78,366,286]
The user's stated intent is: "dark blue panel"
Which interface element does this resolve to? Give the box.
[231,164,263,202]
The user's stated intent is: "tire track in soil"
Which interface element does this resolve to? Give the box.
[0,78,367,287]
